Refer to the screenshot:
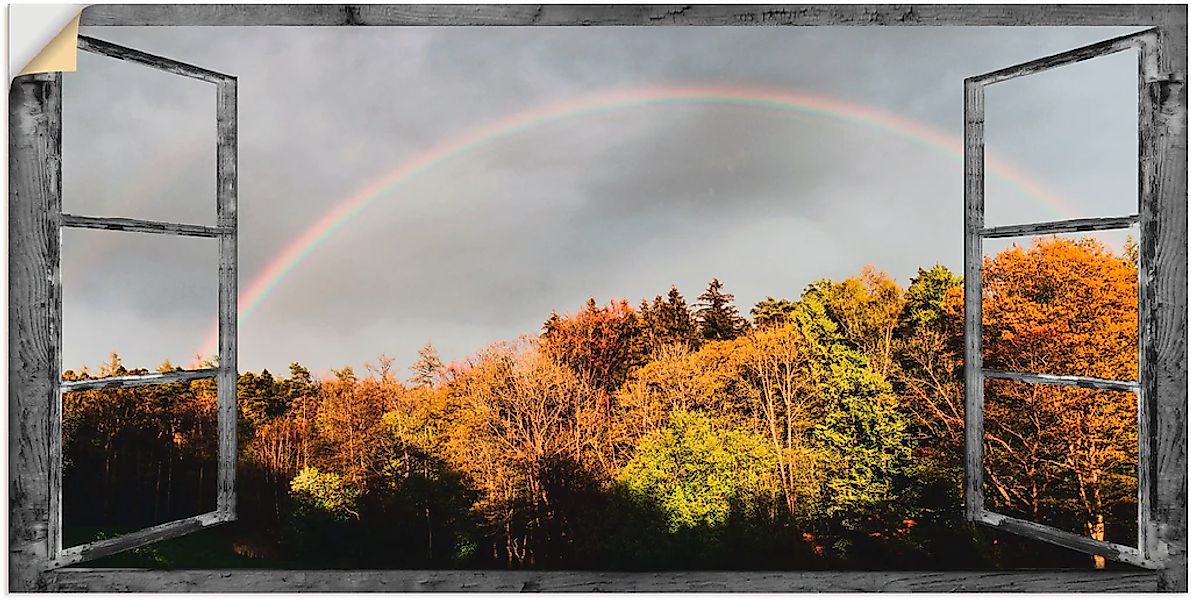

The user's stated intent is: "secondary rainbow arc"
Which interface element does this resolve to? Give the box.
[196,84,1075,359]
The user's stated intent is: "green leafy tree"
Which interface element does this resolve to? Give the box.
[750,296,799,328]
[286,466,362,563]
[901,265,962,329]
[290,466,360,520]
[812,345,911,523]
[618,410,779,532]
[814,267,905,376]
[894,265,965,466]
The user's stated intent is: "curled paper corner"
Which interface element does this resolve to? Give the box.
[10,4,85,79]
[17,15,80,77]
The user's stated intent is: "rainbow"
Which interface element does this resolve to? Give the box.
[196,84,1073,359]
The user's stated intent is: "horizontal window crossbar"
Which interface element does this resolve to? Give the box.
[62,214,229,238]
[983,369,1138,392]
[981,215,1138,239]
[61,368,219,392]
[77,35,234,85]
[967,29,1151,86]
[50,511,228,569]
[976,510,1158,570]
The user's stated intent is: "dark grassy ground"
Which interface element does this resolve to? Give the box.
[65,524,284,569]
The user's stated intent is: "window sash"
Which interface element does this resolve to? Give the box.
[963,28,1161,568]
[48,36,238,569]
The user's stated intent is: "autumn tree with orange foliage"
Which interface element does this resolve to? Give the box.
[443,341,609,566]
[978,236,1139,566]
[541,298,648,393]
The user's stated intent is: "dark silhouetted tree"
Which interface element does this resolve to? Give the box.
[695,278,748,341]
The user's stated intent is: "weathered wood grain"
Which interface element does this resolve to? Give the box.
[9,72,61,593]
[962,77,984,523]
[44,568,1160,593]
[970,29,1152,87]
[1136,29,1159,570]
[59,368,217,392]
[76,35,232,85]
[1141,18,1188,594]
[962,24,1187,583]
[215,78,238,520]
[61,213,227,238]
[980,215,1138,239]
[978,511,1158,570]
[11,4,1184,593]
[51,511,226,569]
[982,369,1139,393]
[77,4,1184,27]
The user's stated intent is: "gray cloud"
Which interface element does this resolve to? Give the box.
[61,25,1144,376]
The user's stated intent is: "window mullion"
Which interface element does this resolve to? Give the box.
[215,76,238,521]
[963,76,986,523]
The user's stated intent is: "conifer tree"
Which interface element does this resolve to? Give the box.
[641,285,700,352]
[695,278,748,341]
[410,341,445,388]
[750,296,799,328]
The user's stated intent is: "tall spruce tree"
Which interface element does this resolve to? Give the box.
[695,278,748,341]
[642,285,700,351]
[409,341,445,388]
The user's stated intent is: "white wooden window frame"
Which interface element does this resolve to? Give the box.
[963,29,1163,570]
[45,35,239,569]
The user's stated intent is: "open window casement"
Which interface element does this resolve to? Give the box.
[47,36,238,569]
[963,29,1165,570]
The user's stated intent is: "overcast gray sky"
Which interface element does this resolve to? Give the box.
[60,25,1143,377]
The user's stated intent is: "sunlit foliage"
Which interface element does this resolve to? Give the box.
[61,242,1138,570]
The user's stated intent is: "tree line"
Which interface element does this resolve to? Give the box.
[62,236,1139,569]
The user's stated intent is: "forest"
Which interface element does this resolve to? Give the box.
[61,235,1141,570]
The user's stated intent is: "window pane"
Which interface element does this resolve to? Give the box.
[983,48,1138,228]
[62,378,219,555]
[983,379,1138,551]
[62,228,219,372]
[63,49,216,226]
[982,228,1138,381]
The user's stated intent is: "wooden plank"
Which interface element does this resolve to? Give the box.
[969,29,1152,87]
[59,368,217,392]
[962,77,984,522]
[50,512,226,569]
[45,568,1160,593]
[76,35,231,85]
[982,369,1139,393]
[78,4,1184,27]
[215,78,238,520]
[978,511,1159,570]
[61,214,227,238]
[9,72,62,593]
[1136,29,1159,570]
[1141,19,1188,594]
[981,215,1138,239]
